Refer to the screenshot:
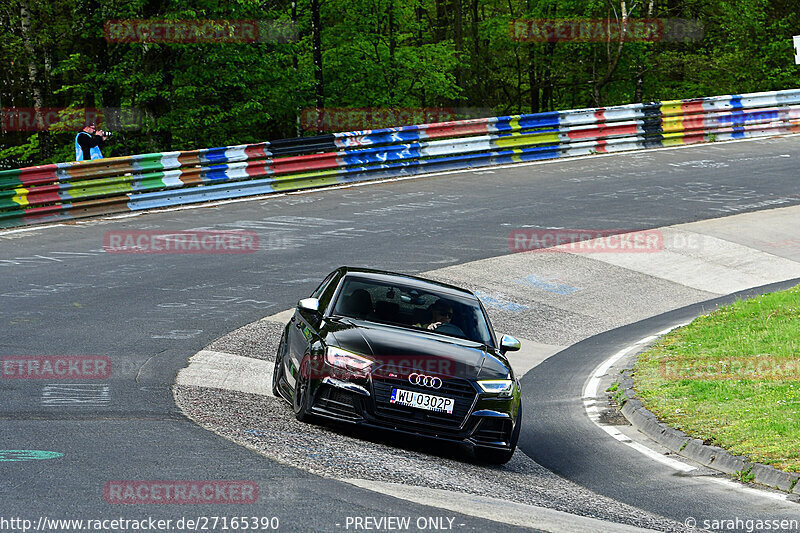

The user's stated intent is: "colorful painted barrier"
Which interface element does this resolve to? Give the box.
[2,88,799,228]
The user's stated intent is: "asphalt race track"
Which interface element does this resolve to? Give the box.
[2,136,800,532]
[519,279,800,525]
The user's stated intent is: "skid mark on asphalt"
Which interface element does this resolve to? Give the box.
[515,275,581,295]
[474,291,529,312]
[41,383,111,407]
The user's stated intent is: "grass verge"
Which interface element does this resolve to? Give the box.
[633,284,800,472]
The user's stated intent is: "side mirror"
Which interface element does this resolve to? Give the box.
[298,297,320,314]
[499,335,521,354]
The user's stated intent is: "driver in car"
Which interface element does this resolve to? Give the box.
[417,300,461,334]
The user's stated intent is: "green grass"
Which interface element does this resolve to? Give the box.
[633,284,800,472]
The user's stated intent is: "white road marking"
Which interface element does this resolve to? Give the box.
[175,350,274,396]
[582,346,637,403]
[705,476,792,503]
[582,328,697,473]
[583,327,797,502]
[579,229,800,295]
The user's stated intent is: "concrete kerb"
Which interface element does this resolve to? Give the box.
[750,464,800,493]
[618,364,800,495]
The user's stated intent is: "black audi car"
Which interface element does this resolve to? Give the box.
[272,267,522,463]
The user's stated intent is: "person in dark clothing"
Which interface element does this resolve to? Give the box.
[75,123,111,161]
[417,300,453,330]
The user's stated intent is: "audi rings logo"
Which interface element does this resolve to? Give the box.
[408,373,443,389]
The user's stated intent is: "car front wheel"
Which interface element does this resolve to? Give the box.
[272,337,286,398]
[292,357,314,422]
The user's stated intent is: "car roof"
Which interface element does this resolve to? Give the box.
[335,266,479,300]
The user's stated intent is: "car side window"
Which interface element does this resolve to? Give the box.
[312,271,337,298]
[316,272,344,314]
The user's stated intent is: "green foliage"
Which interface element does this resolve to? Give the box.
[735,466,755,483]
[1,0,799,168]
[0,133,40,161]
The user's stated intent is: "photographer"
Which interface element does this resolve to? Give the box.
[75,122,111,161]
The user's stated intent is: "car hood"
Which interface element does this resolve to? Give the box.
[326,318,511,381]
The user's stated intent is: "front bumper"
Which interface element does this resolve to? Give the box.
[309,376,518,449]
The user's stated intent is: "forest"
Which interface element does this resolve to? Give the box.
[0,0,798,168]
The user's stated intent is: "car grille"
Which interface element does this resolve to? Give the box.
[370,376,477,432]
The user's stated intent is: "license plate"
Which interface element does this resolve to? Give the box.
[390,388,454,414]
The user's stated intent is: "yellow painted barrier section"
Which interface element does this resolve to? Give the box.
[661,116,686,133]
[660,131,698,146]
[660,101,684,117]
[65,177,135,200]
[494,131,559,148]
[13,188,29,206]
[270,169,340,192]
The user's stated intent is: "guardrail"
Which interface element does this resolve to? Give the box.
[2,88,799,228]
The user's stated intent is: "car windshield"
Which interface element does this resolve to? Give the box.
[331,276,493,346]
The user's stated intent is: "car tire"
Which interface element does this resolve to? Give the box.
[474,403,522,465]
[292,356,314,422]
[272,337,286,398]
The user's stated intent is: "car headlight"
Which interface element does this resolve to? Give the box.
[477,379,514,397]
[325,346,374,375]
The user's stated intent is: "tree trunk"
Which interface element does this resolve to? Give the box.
[416,3,424,45]
[292,0,300,136]
[528,44,539,113]
[470,0,480,101]
[311,0,324,132]
[592,1,629,107]
[453,0,463,90]
[634,0,655,103]
[542,42,555,111]
[388,0,396,104]
[435,0,448,42]
[19,0,48,156]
